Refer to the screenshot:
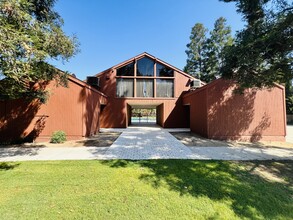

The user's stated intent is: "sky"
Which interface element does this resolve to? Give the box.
[50,0,245,80]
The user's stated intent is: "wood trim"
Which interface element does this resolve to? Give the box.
[68,76,107,97]
[116,76,136,78]
[282,86,287,136]
[114,97,176,100]
[116,76,175,79]
[134,59,137,97]
[154,62,157,77]
[206,89,209,138]
[154,78,157,98]
[94,52,196,80]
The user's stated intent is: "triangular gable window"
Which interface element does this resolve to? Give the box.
[137,57,154,77]
[156,63,174,77]
[117,62,134,76]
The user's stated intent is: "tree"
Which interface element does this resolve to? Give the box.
[184,18,233,83]
[220,0,293,91]
[286,80,293,114]
[202,17,233,82]
[184,23,207,78]
[0,0,78,103]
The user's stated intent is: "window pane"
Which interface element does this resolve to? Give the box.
[156,79,174,97]
[137,57,154,76]
[117,62,134,76]
[156,63,174,77]
[116,78,134,97]
[137,79,154,97]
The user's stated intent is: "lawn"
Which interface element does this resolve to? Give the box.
[0,160,292,219]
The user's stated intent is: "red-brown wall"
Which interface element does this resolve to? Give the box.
[183,79,286,141]
[183,89,208,137]
[98,67,192,128]
[0,77,106,142]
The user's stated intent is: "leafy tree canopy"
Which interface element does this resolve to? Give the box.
[203,17,234,82]
[0,0,79,103]
[184,17,233,83]
[220,0,293,90]
[184,23,207,78]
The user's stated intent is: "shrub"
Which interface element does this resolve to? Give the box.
[50,130,67,143]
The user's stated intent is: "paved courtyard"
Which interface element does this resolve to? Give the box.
[101,126,193,159]
[0,125,293,161]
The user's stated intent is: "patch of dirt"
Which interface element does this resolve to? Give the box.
[73,133,121,147]
[171,132,236,147]
[242,161,293,186]
[171,132,293,149]
[0,132,121,148]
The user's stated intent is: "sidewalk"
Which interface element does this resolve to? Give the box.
[1,126,293,161]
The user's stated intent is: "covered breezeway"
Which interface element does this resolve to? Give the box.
[126,102,164,127]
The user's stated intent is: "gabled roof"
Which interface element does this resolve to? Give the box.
[183,78,285,99]
[68,75,107,98]
[52,66,107,98]
[94,52,197,80]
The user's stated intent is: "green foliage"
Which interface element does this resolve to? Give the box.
[50,130,66,143]
[0,0,79,103]
[184,17,233,83]
[184,23,207,78]
[202,17,234,82]
[220,0,293,90]
[286,80,293,114]
[132,108,156,117]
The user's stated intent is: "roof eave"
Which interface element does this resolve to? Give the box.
[93,52,198,80]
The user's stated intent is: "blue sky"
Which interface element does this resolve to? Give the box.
[51,0,244,80]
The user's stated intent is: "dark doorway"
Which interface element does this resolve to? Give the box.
[185,105,190,127]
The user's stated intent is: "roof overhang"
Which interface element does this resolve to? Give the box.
[94,52,197,80]
[127,101,163,109]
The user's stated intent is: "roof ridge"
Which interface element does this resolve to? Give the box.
[93,52,197,80]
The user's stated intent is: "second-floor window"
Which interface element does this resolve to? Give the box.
[116,57,174,98]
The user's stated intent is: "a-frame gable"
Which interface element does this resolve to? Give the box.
[94,52,197,80]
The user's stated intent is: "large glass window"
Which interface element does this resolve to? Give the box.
[116,78,134,97]
[136,79,154,97]
[156,63,174,77]
[156,79,174,97]
[117,62,134,76]
[137,57,154,76]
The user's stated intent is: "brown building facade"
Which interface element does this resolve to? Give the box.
[183,79,286,141]
[96,52,195,128]
[0,76,107,142]
[0,52,287,142]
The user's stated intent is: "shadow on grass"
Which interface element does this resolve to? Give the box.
[0,162,19,170]
[247,160,293,187]
[101,160,293,219]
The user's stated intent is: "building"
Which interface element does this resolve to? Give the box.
[0,52,287,142]
[183,79,286,141]
[95,52,197,128]
[0,76,107,142]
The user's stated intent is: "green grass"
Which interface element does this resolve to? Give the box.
[0,160,292,219]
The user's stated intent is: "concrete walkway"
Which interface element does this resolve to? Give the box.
[102,126,194,159]
[0,126,293,161]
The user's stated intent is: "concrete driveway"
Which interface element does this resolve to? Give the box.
[0,126,293,161]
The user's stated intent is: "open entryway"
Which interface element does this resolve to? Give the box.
[127,103,163,127]
[131,108,156,124]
